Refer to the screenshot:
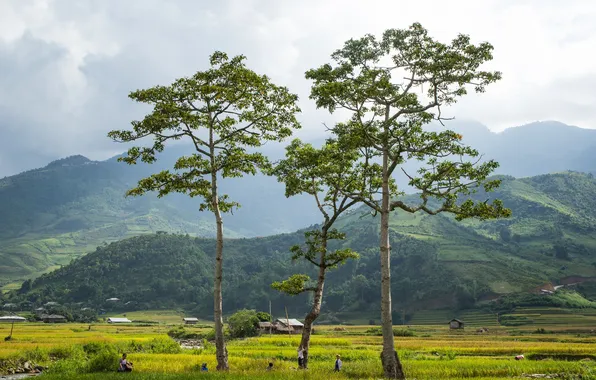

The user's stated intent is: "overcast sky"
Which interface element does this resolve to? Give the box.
[1,0,595,177]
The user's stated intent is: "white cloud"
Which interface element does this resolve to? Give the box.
[0,0,595,175]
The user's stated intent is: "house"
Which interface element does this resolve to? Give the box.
[0,316,26,323]
[105,298,120,302]
[44,302,59,307]
[183,317,199,325]
[2,303,17,309]
[107,317,131,324]
[448,319,464,329]
[258,321,273,330]
[42,314,67,323]
[275,318,304,334]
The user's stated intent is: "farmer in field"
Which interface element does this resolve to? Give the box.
[334,354,342,372]
[297,346,305,368]
[118,353,133,372]
[266,362,274,371]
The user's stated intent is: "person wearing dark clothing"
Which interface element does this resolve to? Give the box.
[334,354,342,372]
[266,362,274,371]
[201,363,208,371]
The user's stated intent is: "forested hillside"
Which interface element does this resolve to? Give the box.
[5,171,596,316]
[2,121,596,286]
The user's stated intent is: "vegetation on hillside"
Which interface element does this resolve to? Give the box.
[4,171,596,316]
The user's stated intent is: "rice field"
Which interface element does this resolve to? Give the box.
[1,320,595,379]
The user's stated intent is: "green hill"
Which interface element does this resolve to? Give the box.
[4,171,596,315]
[0,154,320,285]
[3,120,596,287]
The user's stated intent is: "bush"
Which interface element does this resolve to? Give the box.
[365,327,415,337]
[85,348,119,373]
[227,309,259,339]
[167,326,201,340]
[256,311,272,322]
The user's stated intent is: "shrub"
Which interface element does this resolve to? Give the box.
[85,348,119,373]
[256,311,272,322]
[227,309,259,339]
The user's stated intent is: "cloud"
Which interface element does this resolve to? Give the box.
[1,0,595,176]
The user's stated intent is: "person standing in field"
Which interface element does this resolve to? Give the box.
[297,346,304,368]
[266,362,274,371]
[334,354,342,372]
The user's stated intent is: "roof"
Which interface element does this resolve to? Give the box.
[43,314,66,319]
[276,318,304,327]
[449,319,464,323]
[44,302,59,306]
[107,317,131,323]
[258,322,273,328]
[2,303,17,308]
[183,318,199,321]
[0,316,26,322]
[106,298,120,302]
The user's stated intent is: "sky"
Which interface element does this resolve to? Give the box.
[1,0,596,177]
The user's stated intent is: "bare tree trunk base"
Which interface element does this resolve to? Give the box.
[216,346,229,371]
[381,350,405,379]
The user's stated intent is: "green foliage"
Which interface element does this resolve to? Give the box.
[256,312,272,322]
[269,139,366,304]
[107,51,301,213]
[167,326,202,340]
[365,327,415,337]
[227,309,260,339]
[305,22,510,220]
[272,274,312,296]
[7,173,596,314]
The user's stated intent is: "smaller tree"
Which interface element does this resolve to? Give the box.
[270,139,379,368]
[227,309,260,339]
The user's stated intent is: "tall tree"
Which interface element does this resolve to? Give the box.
[305,23,511,378]
[270,139,378,368]
[108,51,301,370]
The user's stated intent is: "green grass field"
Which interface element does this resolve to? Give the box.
[1,310,596,379]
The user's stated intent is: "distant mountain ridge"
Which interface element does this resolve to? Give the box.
[6,171,596,316]
[1,120,596,286]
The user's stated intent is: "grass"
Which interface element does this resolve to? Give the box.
[1,321,595,379]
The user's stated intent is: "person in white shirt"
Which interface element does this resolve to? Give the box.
[297,346,304,368]
[334,354,342,372]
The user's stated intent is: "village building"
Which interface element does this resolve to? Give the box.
[41,314,67,323]
[183,317,199,325]
[105,298,120,302]
[107,317,132,324]
[448,318,464,329]
[258,318,304,334]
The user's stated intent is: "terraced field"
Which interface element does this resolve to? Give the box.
[1,317,595,379]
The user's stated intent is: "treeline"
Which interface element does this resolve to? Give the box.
[4,231,461,316]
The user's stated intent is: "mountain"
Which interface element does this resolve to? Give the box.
[453,120,596,177]
[6,171,596,316]
[1,120,596,286]
[0,152,319,285]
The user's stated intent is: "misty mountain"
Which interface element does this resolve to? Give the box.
[7,171,596,315]
[1,120,596,285]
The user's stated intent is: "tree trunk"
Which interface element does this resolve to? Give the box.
[380,148,405,379]
[299,252,326,369]
[212,171,229,371]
